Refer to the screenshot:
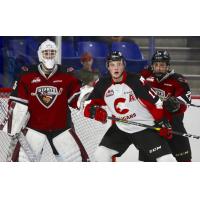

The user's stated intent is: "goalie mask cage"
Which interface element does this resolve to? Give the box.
[0,88,109,162]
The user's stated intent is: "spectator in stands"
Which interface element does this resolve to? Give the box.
[75,52,101,86]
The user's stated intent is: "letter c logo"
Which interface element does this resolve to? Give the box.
[114,98,129,114]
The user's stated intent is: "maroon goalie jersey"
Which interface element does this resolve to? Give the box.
[140,68,191,119]
[10,64,81,133]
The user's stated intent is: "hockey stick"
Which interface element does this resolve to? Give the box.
[0,102,17,161]
[6,135,18,162]
[189,103,200,108]
[107,116,200,140]
[0,102,40,162]
[15,132,40,162]
[4,131,40,162]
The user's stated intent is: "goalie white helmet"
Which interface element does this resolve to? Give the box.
[37,39,57,70]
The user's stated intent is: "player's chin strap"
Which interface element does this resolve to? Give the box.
[107,116,200,140]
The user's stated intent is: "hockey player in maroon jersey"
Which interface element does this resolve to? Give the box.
[4,39,89,161]
[83,51,176,162]
[139,50,192,162]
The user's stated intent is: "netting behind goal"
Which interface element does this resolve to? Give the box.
[0,88,109,161]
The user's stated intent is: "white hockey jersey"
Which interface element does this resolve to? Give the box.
[84,72,164,133]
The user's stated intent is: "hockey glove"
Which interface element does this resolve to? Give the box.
[163,96,180,113]
[90,106,107,123]
[155,119,173,140]
[84,105,107,123]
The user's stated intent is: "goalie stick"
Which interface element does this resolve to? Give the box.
[5,131,40,162]
[107,116,200,140]
[0,102,40,162]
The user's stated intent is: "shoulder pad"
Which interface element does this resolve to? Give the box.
[57,64,70,74]
[173,73,188,83]
[20,66,29,72]
[19,65,35,75]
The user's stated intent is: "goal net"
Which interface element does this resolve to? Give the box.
[0,88,110,161]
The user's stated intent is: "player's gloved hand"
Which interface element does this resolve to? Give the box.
[163,96,180,113]
[84,104,107,123]
[90,106,107,123]
[155,119,173,140]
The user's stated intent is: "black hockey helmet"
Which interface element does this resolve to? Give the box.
[151,50,171,80]
[151,50,170,66]
[106,51,126,68]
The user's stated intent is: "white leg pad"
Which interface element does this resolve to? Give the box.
[156,154,176,162]
[3,102,29,136]
[94,146,118,162]
[53,129,81,162]
[18,128,46,162]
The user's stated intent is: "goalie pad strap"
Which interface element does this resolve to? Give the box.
[11,128,28,162]
[69,128,90,162]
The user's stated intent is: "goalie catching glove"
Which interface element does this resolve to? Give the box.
[155,118,173,140]
[84,104,107,123]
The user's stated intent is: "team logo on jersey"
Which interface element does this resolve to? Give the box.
[121,113,136,120]
[31,77,41,83]
[149,145,161,154]
[163,83,172,86]
[53,80,63,83]
[153,87,165,100]
[146,77,155,82]
[114,98,129,114]
[105,89,114,97]
[21,66,29,72]
[31,86,63,109]
[124,91,133,95]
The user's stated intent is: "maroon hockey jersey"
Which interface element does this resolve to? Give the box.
[140,68,191,120]
[10,64,81,133]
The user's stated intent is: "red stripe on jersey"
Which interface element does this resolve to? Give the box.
[138,98,164,121]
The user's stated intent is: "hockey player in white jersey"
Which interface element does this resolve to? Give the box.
[83,51,176,162]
